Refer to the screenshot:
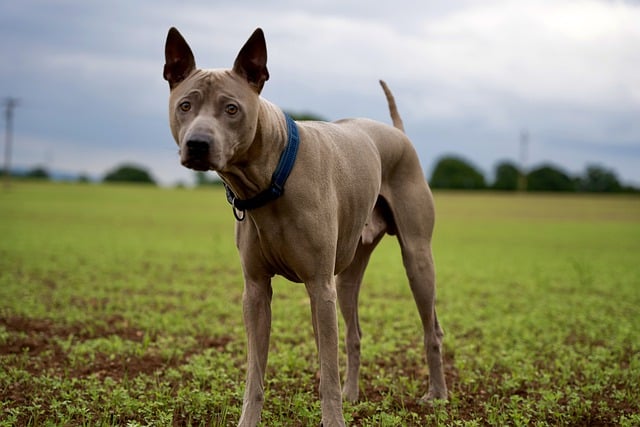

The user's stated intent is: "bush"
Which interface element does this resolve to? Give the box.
[23,167,50,180]
[493,161,520,191]
[430,156,486,190]
[103,164,156,185]
[526,164,574,192]
[577,164,622,193]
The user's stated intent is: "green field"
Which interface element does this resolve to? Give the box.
[1,182,639,426]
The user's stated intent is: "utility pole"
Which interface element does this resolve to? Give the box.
[3,97,19,189]
[518,129,529,192]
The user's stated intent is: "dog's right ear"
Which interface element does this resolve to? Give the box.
[232,28,269,93]
[164,27,196,90]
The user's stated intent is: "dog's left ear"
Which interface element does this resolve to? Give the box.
[164,27,196,90]
[233,28,269,93]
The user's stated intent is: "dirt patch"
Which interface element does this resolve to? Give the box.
[1,315,146,347]
[0,315,150,378]
[0,314,233,399]
[1,317,64,356]
[1,314,236,426]
[2,315,636,426]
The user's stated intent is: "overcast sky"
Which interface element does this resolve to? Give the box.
[1,0,639,186]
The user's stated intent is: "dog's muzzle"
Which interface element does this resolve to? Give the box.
[182,138,211,171]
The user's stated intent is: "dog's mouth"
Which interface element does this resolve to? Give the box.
[181,138,214,171]
[181,157,211,172]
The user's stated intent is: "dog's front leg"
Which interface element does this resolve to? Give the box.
[238,278,272,427]
[306,279,346,427]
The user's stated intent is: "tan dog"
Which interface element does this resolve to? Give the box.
[163,27,447,426]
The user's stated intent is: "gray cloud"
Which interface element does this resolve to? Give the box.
[1,0,638,185]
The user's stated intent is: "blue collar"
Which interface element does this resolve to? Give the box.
[224,113,299,221]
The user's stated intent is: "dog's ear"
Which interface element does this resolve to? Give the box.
[232,28,269,93]
[164,27,196,90]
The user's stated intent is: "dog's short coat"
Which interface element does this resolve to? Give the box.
[163,27,447,427]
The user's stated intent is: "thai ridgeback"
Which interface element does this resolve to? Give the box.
[163,27,447,426]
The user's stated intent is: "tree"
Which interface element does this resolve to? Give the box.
[103,164,155,185]
[77,173,91,183]
[430,156,486,190]
[578,164,622,193]
[492,161,520,191]
[24,166,50,180]
[526,164,574,192]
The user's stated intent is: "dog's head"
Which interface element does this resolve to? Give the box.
[163,28,269,172]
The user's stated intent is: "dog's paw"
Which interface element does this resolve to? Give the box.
[421,389,449,404]
[342,385,359,403]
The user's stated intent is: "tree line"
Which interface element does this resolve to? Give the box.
[3,110,637,193]
[7,157,636,194]
[430,156,636,193]
[3,164,156,185]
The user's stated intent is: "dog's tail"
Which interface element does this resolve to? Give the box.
[379,80,405,133]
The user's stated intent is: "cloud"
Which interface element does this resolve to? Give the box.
[1,0,639,186]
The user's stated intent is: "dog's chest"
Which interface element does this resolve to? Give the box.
[238,211,343,283]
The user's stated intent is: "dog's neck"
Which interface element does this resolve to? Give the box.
[218,98,289,201]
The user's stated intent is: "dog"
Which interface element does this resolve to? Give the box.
[163,27,447,426]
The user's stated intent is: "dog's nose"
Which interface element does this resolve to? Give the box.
[186,139,209,157]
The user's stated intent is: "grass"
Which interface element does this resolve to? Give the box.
[1,182,639,426]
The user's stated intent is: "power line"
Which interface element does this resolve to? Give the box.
[518,129,529,192]
[3,97,19,189]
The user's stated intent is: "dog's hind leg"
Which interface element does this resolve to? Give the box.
[408,242,447,401]
[378,79,447,400]
[336,197,391,402]
[384,184,448,401]
[336,233,385,402]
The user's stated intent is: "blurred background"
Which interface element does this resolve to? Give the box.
[1,0,638,190]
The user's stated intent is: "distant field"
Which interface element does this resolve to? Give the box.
[1,183,639,426]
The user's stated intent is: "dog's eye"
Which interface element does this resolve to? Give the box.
[179,101,191,112]
[225,104,239,115]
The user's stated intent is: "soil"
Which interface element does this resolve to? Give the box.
[0,315,633,426]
